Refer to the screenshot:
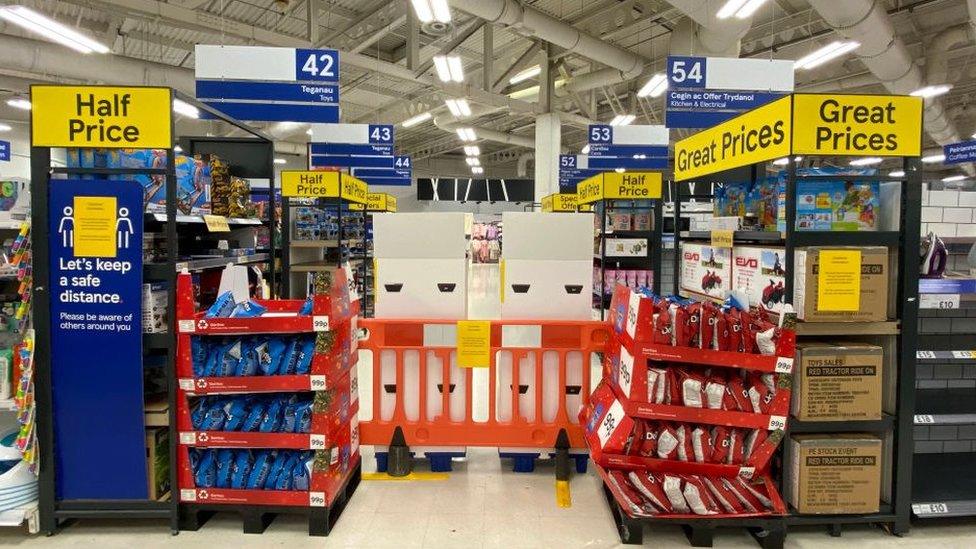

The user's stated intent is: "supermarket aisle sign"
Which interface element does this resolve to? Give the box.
[665,56,793,128]
[674,94,924,181]
[195,45,340,123]
[49,179,148,499]
[350,192,398,212]
[541,192,589,212]
[30,85,172,148]
[280,170,368,202]
[944,140,976,164]
[577,172,663,204]
[0,140,8,162]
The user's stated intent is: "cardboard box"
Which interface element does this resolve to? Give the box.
[788,434,881,514]
[794,247,888,322]
[732,246,787,312]
[502,212,592,260]
[146,427,170,500]
[793,342,882,421]
[795,180,879,232]
[501,259,592,320]
[373,213,468,259]
[679,242,732,301]
[374,258,467,319]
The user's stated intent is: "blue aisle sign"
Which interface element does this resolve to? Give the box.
[0,140,9,161]
[579,124,670,172]
[49,179,147,499]
[559,154,601,192]
[665,56,794,128]
[195,45,340,123]
[352,155,412,186]
[945,140,976,164]
[308,123,399,173]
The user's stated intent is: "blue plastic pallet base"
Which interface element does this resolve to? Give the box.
[374,451,466,473]
[498,452,543,473]
[546,452,590,474]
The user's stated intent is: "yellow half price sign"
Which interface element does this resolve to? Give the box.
[710,230,734,248]
[281,171,339,198]
[457,320,491,368]
[31,85,172,149]
[203,214,230,232]
[577,172,662,204]
[817,249,862,311]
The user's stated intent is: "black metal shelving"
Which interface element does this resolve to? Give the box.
[31,90,276,534]
[671,154,921,539]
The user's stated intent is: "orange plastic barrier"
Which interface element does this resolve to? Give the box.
[358,318,609,449]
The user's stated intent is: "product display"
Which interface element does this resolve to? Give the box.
[731,246,787,313]
[787,434,882,514]
[679,242,733,301]
[792,342,882,421]
[469,221,501,264]
[793,246,889,322]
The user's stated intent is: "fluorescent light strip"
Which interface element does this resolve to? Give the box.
[465,157,480,167]
[0,123,11,131]
[444,98,471,117]
[402,112,432,127]
[510,65,541,85]
[0,6,110,54]
[433,55,464,82]
[471,166,483,175]
[943,175,966,182]
[609,114,636,126]
[463,146,480,156]
[637,73,668,98]
[849,157,882,166]
[581,145,590,154]
[410,0,434,23]
[173,99,200,119]
[430,0,452,23]
[6,98,30,110]
[889,170,905,177]
[911,85,952,98]
[922,154,946,163]
[794,41,860,70]
[456,127,476,141]
[273,158,287,165]
[716,0,749,18]
[735,0,769,18]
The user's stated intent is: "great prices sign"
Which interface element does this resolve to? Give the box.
[674,93,923,181]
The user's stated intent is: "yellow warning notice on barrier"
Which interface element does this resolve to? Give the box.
[457,320,491,368]
[710,229,734,249]
[73,196,117,257]
[817,249,861,311]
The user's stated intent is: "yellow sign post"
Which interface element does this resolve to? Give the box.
[280,171,368,203]
[30,85,173,149]
[457,320,491,368]
[577,172,663,204]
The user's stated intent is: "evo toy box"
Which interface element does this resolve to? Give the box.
[732,246,787,312]
[679,242,732,301]
[793,342,882,421]
[793,246,888,322]
[787,434,881,514]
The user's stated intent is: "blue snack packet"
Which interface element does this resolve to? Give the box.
[230,299,267,318]
[294,337,315,375]
[215,449,236,488]
[192,338,210,377]
[198,399,227,431]
[265,451,292,489]
[295,401,313,433]
[261,339,287,376]
[280,339,301,375]
[273,453,299,490]
[292,452,313,491]
[223,398,251,431]
[191,397,212,428]
[215,340,244,377]
[241,399,267,432]
[246,450,275,489]
[259,397,286,432]
[205,291,237,318]
[193,449,217,488]
[281,395,302,432]
[231,450,254,489]
[236,339,262,376]
[299,296,314,315]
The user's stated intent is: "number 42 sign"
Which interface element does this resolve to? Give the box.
[296,48,339,83]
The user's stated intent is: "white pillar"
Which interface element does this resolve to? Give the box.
[534,112,561,203]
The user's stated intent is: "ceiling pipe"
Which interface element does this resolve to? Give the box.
[447,0,644,78]
[664,0,752,57]
[925,25,972,91]
[806,0,975,176]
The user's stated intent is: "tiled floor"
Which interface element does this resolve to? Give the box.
[1,447,975,548]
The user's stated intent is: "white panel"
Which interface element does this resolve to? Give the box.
[577,155,589,169]
[309,123,369,144]
[501,325,542,348]
[373,213,468,258]
[195,45,295,81]
[502,212,593,260]
[705,58,794,92]
[611,125,669,145]
[423,323,457,347]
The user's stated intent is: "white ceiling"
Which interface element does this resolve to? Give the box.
[0,0,972,173]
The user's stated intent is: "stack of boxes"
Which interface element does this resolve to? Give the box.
[501,212,593,320]
[921,186,976,237]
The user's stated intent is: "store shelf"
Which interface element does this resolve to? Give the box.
[913,413,976,425]
[790,231,901,248]
[178,430,321,449]
[915,388,976,416]
[784,503,895,525]
[912,453,976,518]
[54,499,171,519]
[148,213,263,226]
[291,261,343,272]
[145,253,269,278]
[0,399,17,411]
[0,220,24,230]
[53,167,168,175]
[626,340,793,374]
[681,230,783,243]
[178,375,320,395]
[790,414,895,433]
[793,321,900,336]
[290,240,341,248]
[917,350,976,361]
[143,332,170,352]
[919,277,976,295]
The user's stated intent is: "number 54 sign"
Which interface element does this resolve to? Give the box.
[296,48,340,83]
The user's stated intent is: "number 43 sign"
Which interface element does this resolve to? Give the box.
[296,48,339,83]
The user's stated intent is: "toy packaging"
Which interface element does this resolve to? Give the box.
[795,180,879,231]
[679,242,732,301]
[176,154,212,215]
[731,246,787,313]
